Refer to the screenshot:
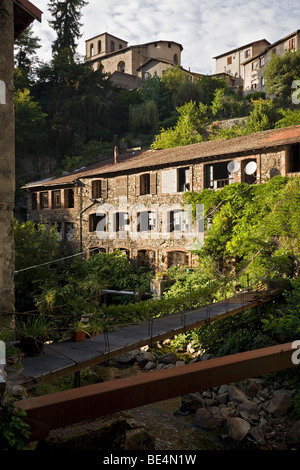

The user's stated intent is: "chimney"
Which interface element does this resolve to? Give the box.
[114,146,119,164]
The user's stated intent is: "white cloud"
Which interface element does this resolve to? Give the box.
[31,0,300,74]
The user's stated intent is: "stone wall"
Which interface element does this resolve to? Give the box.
[0,0,15,330]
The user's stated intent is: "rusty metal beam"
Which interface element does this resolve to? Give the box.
[15,341,298,441]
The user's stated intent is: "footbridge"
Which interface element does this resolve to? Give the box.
[10,280,297,443]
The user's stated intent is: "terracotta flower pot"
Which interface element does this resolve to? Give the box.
[71,330,86,342]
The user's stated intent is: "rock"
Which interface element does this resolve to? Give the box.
[286,420,300,445]
[180,393,204,413]
[217,392,229,404]
[194,408,221,429]
[250,425,265,445]
[114,350,139,364]
[246,379,264,397]
[236,400,260,422]
[135,351,156,366]
[158,352,177,365]
[124,428,155,450]
[143,361,156,371]
[175,360,185,367]
[225,417,251,441]
[9,384,28,400]
[218,384,229,394]
[266,390,293,416]
[228,385,249,405]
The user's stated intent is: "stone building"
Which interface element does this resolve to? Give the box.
[243,30,300,94]
[85,32,183,89]
[213,39,270,94]
[214,30,300,96]
[0,0,41,330]
[24,125,300,272]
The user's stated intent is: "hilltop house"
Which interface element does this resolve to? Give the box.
[214,30,300,96]
[24,125,300,271]
[85,32,184,89]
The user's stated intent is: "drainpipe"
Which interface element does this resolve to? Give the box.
[76,178,98,253]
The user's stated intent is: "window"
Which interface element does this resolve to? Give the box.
[65,222,75,241]
[136,173,156,196]
[90,43,94,57]
[52,190,61,209]
[251,79,257,89]
[40,192,49,209]
[227,56,232,65]
[289,38,296,50]
[114,212,130,232]
[137,249,156,269]
[98,40,101,54]
[252,60,258,71]
[64,188,74,208]
[166,251,188,268]
[272,48,277,55]
[173,54,178,65]
[89,213,107,232]
[260,56,265,66]
[111,40,115,52]
[205,162,233,189]
[178,167,190,192]
[261,77,266,87]
[288,144,300,172]
[161,167,190,193]
[167,210,189,232]
[244,49,251,58]
[137,211,156,232]
[31,192,37,210]
[89,247,106,256]
[92,179,107,199]
[117,61,125,73]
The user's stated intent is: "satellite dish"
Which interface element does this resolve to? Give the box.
[227,161,240,173]
[245,161,257,175]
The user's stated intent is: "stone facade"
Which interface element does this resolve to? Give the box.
[214,30,300,96]
[213,39,270,93]
[243,30,300,94]
[85,33,183,88]
[25,126,300,272]
[0,1,41,331]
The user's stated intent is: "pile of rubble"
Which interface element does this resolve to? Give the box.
[113,347,300,450]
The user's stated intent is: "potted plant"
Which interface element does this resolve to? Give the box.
[70,320,90,342]
[16,315,54,357]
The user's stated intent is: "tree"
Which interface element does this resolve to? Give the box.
[151,100,208,149]
[14,220,62,311]
[14,26,41,74]
[211,87,248,119]
[245,99,282,133]
[14,88,47,157]
[48,0,88,60]
[264,50,300,105]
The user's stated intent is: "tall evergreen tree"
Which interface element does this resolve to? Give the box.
[48,0,88,60]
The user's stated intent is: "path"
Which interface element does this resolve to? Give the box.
[11,287,282,390]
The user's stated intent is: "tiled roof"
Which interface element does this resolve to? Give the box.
[25,125,300,188]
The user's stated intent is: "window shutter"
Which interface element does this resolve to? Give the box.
[150,172,156,194]
[116,176,127,196]
[101,178,108,198]
[135,174,140,196]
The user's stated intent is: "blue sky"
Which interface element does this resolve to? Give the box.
[31,0,300,74]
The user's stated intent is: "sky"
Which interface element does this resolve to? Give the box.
[30,0,300,75]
